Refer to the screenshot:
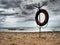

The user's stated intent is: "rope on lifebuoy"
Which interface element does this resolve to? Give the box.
[35,9,49,26]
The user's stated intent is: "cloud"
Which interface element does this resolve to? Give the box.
[0,0,60,31]
[47,0,60,11]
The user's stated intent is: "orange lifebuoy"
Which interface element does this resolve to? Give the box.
[35,9,49,26]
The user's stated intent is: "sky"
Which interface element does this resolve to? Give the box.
[0,0,60,32]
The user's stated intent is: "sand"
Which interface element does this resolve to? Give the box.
[0,32,60,45]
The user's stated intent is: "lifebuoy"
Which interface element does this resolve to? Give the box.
[35,9,49,26]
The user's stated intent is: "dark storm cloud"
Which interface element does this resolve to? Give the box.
[49,0,56,3]
[47,0,60,11]
[0,0,22,8]
[21,1,48,15]
[22,11,33,15]
[24,4,35,10]
[0,13,18,16]
[23,18,34,22]
[0,0,48,9]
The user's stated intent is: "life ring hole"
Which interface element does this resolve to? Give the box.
[38,13,45,23]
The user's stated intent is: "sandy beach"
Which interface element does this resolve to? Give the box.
[0,32,60,45]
